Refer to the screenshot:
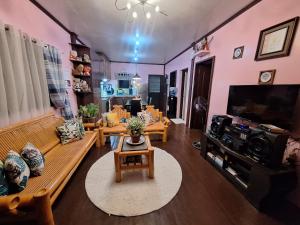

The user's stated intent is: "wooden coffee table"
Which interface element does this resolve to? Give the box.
[114,135,154,182]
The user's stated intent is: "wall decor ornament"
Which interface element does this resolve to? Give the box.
[255,17,299,61]
[258,70,276,85]
[233,46,244,59]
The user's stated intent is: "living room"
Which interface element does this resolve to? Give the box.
[0,0,300,225]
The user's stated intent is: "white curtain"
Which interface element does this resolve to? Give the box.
[0,22,50,127]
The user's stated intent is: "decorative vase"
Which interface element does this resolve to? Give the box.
[131,135,141,143]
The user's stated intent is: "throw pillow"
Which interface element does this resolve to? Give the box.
[56,119,85,144]
[137,111,151,126]
[0,160,9,196]
[21,143,45,177]
[107,113,120,127]
[101,113,108,127]
[4,150,30,193]
[77,117,85,137]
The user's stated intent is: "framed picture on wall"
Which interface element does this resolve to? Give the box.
[255,17,299,61]
[258,70,276,85]
[233,46,244,59]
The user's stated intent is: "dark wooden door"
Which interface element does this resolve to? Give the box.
[179,69,188,119]
[190,59,214,130]
[148,75,167,111]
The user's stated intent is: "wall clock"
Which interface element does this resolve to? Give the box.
[258,70,276,85]
[233,46,244,59]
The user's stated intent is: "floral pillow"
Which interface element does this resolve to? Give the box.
[57,119,85,144]
[137,111,152,126]
[21,143,45,176]
[4,150,30,193]
[0,160,8,196]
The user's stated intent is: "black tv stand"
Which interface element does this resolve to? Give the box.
[201,133,297,210]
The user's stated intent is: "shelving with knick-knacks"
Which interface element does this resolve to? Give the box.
[69,41,94,106]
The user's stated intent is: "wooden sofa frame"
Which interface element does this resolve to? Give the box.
[0,113,99,225]
[98,105,170,146]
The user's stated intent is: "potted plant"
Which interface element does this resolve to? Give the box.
[126,117,145,143]
[78,103,99,123]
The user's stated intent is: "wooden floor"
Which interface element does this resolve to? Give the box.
[53,123,300,225]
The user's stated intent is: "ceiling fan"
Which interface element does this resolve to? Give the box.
[115,0,168,19]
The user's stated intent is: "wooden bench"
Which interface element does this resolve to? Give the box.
[0,113,99,225]
[98,105,170,146]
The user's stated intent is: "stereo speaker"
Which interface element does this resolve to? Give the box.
[210,115,232,138]
[247,128,289,167]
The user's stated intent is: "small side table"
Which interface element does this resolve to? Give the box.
[114,135,154,182]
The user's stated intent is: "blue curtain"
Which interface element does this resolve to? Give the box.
[43,45,73,119]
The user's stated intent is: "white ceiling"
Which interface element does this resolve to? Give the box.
[36,0,254,64]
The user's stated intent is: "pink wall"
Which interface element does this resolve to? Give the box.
[165,49,194,122]
[200,0,300,128]
[166,0,300,125]
[166,0,300,206]
[0,0,77,114]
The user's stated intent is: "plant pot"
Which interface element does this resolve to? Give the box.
[82,117,96,124]
[131,135,141,143]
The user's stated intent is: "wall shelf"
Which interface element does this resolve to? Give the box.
[193,50,210,58]
[70,59,91,65]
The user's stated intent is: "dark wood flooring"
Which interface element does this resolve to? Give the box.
[53,124,300,225]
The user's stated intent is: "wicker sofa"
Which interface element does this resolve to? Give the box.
[0,113,99,225]
[98,105,170,145]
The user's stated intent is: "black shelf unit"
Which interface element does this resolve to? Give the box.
[201,132,297,210]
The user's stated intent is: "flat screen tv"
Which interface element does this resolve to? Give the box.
[118,80,130,89]
[226,85,300,131]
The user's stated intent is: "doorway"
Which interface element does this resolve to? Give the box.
[148,75,167,111]
[190,57,215,131]
[179,68,188,120]
[170,71,177,87]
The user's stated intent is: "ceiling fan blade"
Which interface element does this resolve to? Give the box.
[160,11,168,16]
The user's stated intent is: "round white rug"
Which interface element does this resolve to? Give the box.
[85,147,182,216]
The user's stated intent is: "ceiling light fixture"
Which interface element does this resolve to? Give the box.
[115,0,168,20]
[155,5,160,12]
[132,11,138,18]
[146,12,151,19]
[133,73,141,79]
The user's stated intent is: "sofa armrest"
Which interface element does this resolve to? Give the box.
[163,117,171,126]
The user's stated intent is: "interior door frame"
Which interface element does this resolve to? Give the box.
[179,68,188,119]
[186,56,215,129]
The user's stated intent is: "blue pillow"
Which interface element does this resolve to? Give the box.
[4,150,30,193]
[0,160,8,196]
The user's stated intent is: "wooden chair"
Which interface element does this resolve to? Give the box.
[144,105,170,142]
[98,105,131,146]
[0,113,99,225]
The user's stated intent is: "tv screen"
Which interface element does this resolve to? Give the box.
[118,80,130,89]
[227,85,300,131]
